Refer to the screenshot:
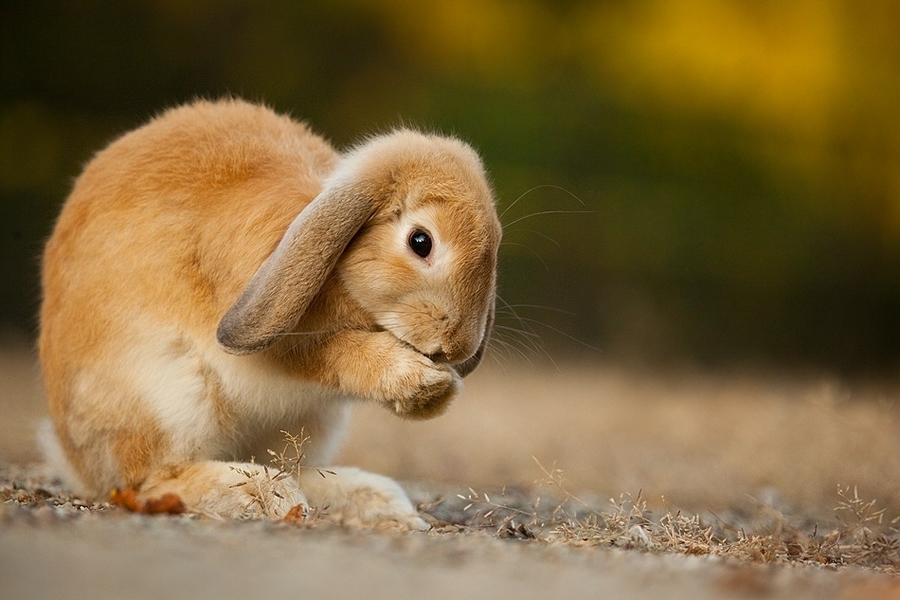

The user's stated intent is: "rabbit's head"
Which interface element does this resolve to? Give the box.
[217,129,500,376]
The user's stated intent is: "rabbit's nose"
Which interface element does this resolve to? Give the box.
[430,340,472,364]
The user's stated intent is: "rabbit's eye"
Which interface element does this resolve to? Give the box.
[408,229,432,258]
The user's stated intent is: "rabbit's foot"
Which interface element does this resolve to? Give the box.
[139,461,308,519]
[299,467,428,530]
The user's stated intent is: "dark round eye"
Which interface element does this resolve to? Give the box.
[408,229,433,258]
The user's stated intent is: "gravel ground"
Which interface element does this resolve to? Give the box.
[2,463,899,600]
[4,340,900,599]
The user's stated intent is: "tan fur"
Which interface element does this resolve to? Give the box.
[39,98,500,526]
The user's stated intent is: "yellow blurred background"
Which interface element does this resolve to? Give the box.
[4,0,900,372]
[3,0,900,515]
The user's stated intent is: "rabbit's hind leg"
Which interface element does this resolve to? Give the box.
[138,460,308,519]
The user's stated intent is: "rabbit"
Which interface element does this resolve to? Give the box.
[38,98,500,528]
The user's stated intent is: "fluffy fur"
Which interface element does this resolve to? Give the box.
[39,98,501,526]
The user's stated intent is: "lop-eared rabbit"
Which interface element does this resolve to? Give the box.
[39,99,500,527]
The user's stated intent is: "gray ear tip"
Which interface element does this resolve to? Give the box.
[452,345,487,378]
[216,339,244,356]
[215,331,243,355]
[452,363,478,378]
[215,320,263,356]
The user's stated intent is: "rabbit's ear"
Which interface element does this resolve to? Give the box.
[452,301,494,378]
[217,184,374,355]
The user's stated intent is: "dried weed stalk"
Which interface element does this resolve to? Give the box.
[230,429,334,519]
[449,460,900,573]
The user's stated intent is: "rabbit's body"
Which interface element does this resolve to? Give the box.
[40,99,500,526]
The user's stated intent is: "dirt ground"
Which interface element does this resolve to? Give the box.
[3,333,900,599]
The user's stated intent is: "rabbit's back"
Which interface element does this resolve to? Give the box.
[39,100,341,495]
[42,99,338,347]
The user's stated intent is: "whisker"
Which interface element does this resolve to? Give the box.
[490,324,537,360]
[493,296,560,368]
[503,208,593,229]
[502,228,562,247]
[512,315,600,352]
[499,184,588,221]
[500,303,577,316]
[273,329,339,337]
[489,335,534,367]
[493,323,543,340]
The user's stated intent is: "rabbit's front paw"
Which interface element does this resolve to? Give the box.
[383,346,461,419]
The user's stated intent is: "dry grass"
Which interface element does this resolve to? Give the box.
[3,337,900,574]
[422,467,900,573]
[229,429,334,518]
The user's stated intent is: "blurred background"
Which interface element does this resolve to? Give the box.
[3,0,900,375]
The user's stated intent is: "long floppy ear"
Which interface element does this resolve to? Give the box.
[217,183,374,355]
[452,301,494,378]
